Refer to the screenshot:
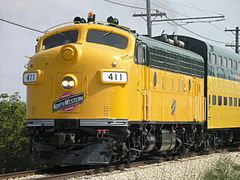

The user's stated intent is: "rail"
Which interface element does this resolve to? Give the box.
[1,146,239,180]
[0,170,36,180]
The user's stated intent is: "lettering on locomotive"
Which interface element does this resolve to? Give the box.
[52,92,84,112]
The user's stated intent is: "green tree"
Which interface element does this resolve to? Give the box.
[0,92,33,174]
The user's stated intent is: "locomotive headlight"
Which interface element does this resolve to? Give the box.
[60,44,79,62]
[62,80,69,87]
[68,80,75,87]
[61,76,77,90]
[62,47,76,60]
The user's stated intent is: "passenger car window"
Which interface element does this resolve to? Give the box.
[234,98,237,107]
[218,56,222,66]
[212,95,216,105]
[223,97,227,106]
[223,57,227,67]
[86,30,128,49]
[233,61,237,70]
[229,97,232,106]
[43,30,78,50]
[228,59,233,69]
[218,96,222,106]
[208,53,212,63]
[212,54,217,64]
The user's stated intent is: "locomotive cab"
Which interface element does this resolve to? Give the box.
[24,20,137,165]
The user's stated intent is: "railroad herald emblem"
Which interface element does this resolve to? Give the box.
[52,92,84,112]
[171,99,176,116]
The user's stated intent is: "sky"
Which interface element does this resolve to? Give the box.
[0,0,239,101]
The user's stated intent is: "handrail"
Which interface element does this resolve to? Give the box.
[43,21,132,34]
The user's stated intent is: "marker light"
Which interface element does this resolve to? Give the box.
[107,16,119,25]
[73,16,86,24]
[87,12,95,22]
[62,76,75,90]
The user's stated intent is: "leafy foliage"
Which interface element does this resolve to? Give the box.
[203,155,240,180]
[0,92,34,174]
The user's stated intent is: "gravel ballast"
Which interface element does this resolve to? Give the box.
[72,152,240,180]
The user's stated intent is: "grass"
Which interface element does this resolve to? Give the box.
[203,154,240,180]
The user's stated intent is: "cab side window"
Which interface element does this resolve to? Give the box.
[135,44,145,64]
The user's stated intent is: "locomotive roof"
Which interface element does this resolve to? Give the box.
[138,35,204,62]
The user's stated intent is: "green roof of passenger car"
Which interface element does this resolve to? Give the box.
[206,43,240,62]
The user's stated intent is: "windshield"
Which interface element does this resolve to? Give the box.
[86,30,128,49]
[43,30,78,50]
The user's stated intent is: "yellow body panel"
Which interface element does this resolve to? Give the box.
[128,65,205,123]
[24,23,205,124]
[208,76,240,129]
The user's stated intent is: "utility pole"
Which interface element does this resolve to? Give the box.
[225,27,239,53]
[146,0,151,37]
[133,0,166,37]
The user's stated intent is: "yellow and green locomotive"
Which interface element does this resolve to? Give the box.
[23,14,240,166]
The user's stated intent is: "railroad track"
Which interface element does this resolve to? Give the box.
[0,170,36,180]
[1,146,239,180]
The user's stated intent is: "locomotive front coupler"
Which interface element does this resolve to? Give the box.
[53,119,79,146]
[54,132,76,146]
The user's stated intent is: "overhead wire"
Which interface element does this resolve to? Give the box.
[0,18,45,34]
[169,0,224,16]
[0,18,43,81]
[1,1,233,45]
[103,0,230,44]
[152,0,234,42]
[163,15,228,44]
[211,23,234,39]
[153,18,225,26]
[151,1,188,17]
[0,75,21,80]
[182,0,234,39]
[160,0,234,39]
[229,40,236,51]
[104,0,153,10]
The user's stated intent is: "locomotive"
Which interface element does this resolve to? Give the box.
[23,13,240,166]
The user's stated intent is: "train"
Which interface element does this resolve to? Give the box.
[23,13,240,166]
